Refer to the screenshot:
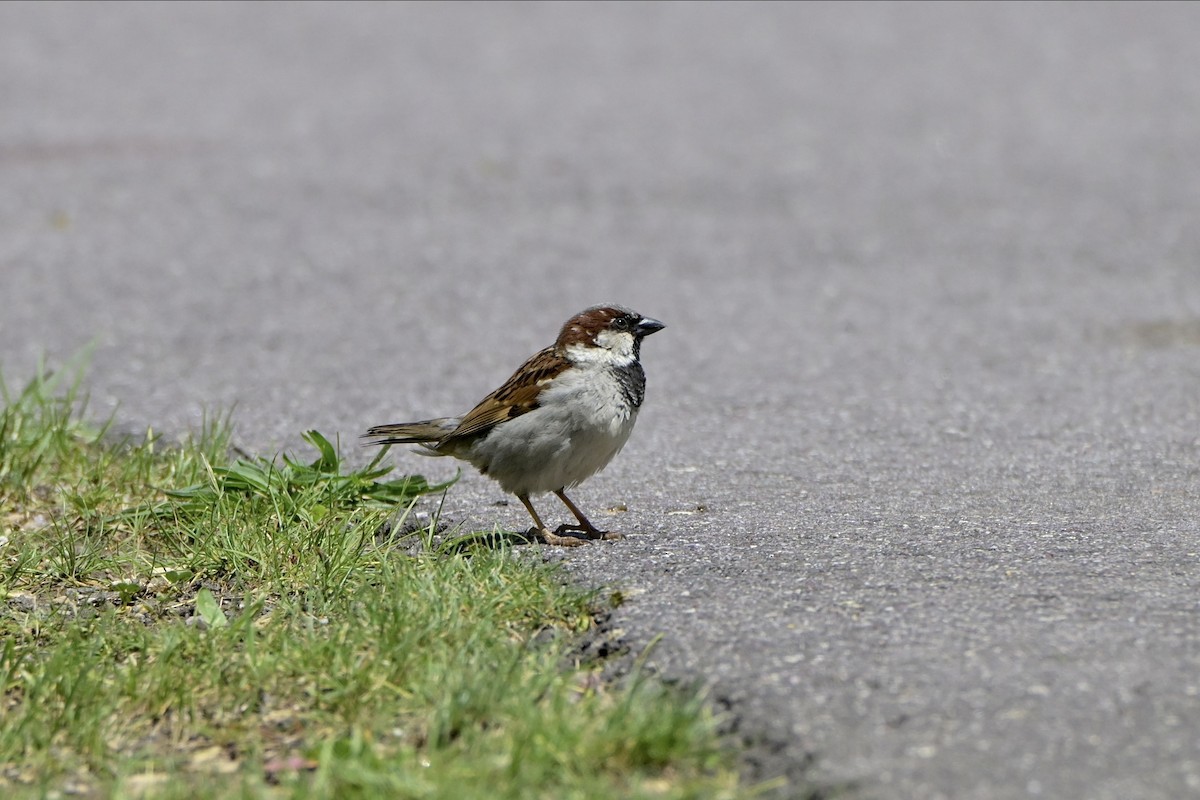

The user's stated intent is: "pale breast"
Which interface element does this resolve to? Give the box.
[460,362,641,496]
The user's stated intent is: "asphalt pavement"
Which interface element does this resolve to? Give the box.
[3,3,1199,797]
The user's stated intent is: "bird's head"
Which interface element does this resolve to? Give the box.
[557,305,665,363]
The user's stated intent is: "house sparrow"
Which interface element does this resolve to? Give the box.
[363,305,665,546]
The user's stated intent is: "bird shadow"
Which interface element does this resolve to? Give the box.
[438,529,542,552]
[373,516,566,555]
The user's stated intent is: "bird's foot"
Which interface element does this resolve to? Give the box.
[555,523,624,542]
[531,527,588,547]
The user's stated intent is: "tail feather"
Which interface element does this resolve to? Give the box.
[361,418,459,447]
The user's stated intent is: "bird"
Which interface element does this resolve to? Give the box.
[362,305,665,546]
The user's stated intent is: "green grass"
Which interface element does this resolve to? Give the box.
[0,362,751,799]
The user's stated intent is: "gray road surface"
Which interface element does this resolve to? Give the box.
[3,3,1199,797]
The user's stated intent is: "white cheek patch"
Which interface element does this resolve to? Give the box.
[591,330,636,360]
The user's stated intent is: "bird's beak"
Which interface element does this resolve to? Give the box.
[636,317,666,337]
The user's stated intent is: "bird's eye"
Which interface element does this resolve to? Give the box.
[613,317,630,330]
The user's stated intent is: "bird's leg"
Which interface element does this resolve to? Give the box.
[553,489,624,541]
[517,494,586,547]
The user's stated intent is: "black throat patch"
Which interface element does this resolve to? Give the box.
[613,361,647,409]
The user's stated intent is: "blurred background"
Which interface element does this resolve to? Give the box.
[4,2,1196,452]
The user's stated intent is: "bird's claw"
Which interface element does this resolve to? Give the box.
[554,523,624,541]
[530,527,588,547]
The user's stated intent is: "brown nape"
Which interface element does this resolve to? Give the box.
[556,305,625,348]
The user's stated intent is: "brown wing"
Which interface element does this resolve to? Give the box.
[442,346,570,443]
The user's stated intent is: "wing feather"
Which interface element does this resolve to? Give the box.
[442,346,570,443]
